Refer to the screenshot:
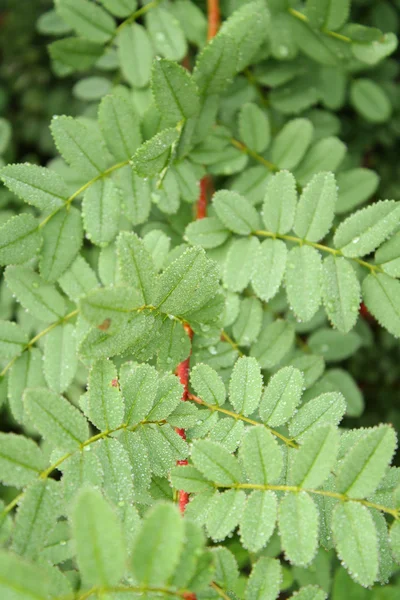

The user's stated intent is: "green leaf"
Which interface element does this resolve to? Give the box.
[211,546,239,591]
[185,216,230,249]
[245,556,282,600]
[55,0,115,43]
[0,163,67,212]
[260,366,304,427]
[213,190,261,234]
[116,165,151,226]
[156,319,191,371]
[73,76,112,101]
[116,231,156,305]
[49,38,104,73]
[262,170,297,235]
[95,437,134,505]
[0,433,46,487]
[332,502,378,587]
[193,33,236,96]
[350,79,392,124]
[288,585,327,600]
[229,356,262,416]
[24,388,89,451]
[271,119,314,170]
[117,24,153,88]
[336,425,397,499]
[294,172,337,242]
[206,489,246,542]
[12,479,62,559]
[40,207,82,281]
[0,320,28,359]
[0,549,53,599]
[44,324,77,394]
[146,6,187,61]
[80,286,141,331]
[390,520,400,564]
[250,319,295,369]
[152,59,200,125]
[336,168,380,214]
[170,465,213,493]
[191,439,242,485]
[232,297,263,346]
[120,362,158,427]
[155,247,220,322]
[285,246,322,322]
[288,392,346,441]
[143,231,171,271]
[279,492,319,566]
[98,94,142,162]
[131,503,184,585]
[240,491,278,552]
[133,128,179,177]
[306,0,350,30]
[79,312,150,359]
[82,178,120,247]
[87,359,124,431]
[334,201,400,258]
[100,0,137,18]
[308,328,361,361]
[58,255,99,303]
[322,369,364,418]
[290,425,339,489]
[0,214,42,266]
[71,487,126,586]
[219,0,270,71]
[190,364,226,406]
[224,237,260,293]
[362,273,400,338]
[145,373,183,421]
[62,451,104,505]
[251,239,287,302]
[375,231,400,277]
[8,349,46,423]
[352,32,397,65]
[5,265,66,321]
[240,426,283,484]
[239,103,271,153]
[294,137,346,186]
[321,256,360,333]
[51,115,109,179]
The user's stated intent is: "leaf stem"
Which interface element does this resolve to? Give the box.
[287,7,352,44]
[254,229,383,275]
[0,421,164,519]
[230,137,279,172]
[39,160,130,230]
[216,482,399,519]
[0,309,79,378]
[210,582,231,600]
[221,330,244,357]
[188,393,298,448]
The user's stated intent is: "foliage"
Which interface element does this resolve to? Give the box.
[1,0,400,599]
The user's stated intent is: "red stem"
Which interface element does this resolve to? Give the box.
[207,0,221,40]
[175,1,220,516]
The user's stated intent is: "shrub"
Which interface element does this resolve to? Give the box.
[0,1,400,598]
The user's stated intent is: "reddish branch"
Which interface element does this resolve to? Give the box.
[207,0,221,40]
[175,1,220,516]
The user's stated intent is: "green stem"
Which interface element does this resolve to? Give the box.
[188,393,298,449]
[0,309,79,378]
[0,421,164,520]
[74,583,191,600]
[216,482,399,519]
[287,7,352,44]
[221,330,244,357]
[254,229,383,275]
[230,137,279,172]
[39,160,130,230]
[114,0,163,37]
